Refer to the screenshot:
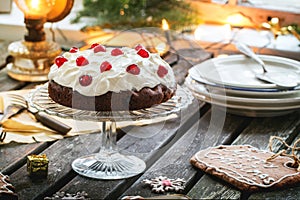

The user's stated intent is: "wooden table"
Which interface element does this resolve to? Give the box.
[0,39,300,200]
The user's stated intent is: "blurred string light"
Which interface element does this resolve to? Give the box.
[262,17,300,40]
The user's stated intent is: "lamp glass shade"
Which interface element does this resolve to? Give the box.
[14,0,55,19]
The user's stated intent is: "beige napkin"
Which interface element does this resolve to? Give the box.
[0,89,176,144]
[0,96,3,113]
[0,91,103,144]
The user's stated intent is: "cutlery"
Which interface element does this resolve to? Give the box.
[0,104,25,125]
[0,127,6,142]
[2,94,72,135]
[234,42,300,89]
[0,103,25,142]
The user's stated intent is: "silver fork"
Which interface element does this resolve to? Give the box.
[5,94,72,135]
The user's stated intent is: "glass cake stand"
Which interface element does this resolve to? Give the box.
[28,83,193,180]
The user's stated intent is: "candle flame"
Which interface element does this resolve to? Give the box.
[226,14,244,25]
[162,19,169,31]
[30,0,40,9]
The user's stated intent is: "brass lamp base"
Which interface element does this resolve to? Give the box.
[7,40,61,82]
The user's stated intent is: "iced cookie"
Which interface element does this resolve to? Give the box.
[0,172,18,199]
[190,145,300,191]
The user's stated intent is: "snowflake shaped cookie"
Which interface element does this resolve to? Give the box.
[142,176,185,193]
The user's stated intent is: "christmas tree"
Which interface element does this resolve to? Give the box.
[72,0,202,30]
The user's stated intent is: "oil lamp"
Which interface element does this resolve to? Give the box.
[7,0,73,82]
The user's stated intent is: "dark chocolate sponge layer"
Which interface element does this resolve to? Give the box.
[48,80,176,111]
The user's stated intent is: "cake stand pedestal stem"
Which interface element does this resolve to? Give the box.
[101,121,117,153]
[72,120,146,180]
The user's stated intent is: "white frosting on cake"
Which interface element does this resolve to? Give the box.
[48,46,176,96]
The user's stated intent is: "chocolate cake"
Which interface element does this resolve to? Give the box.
[48,81,175,111]
[48,44,176,111]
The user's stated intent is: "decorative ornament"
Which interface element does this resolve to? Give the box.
[262,17,300,42]
[27,154,49,178]
[142,176,186,193]
[44,191,89,200]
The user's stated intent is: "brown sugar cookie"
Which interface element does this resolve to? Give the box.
[0,172,18,199]
[190,145,300,192]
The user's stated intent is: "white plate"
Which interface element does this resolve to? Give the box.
[188,74,300,97]
[189,55,300,89]
[184,77,300,117]
[191,91,299,117]
[185,77,300,106]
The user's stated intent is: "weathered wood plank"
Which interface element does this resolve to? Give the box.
[188,174,241,199]
[0,142,50,175]
[249,130,300,200]
[10,98,204,199]
[56,99,205,200]
[10,133,101,199]
[188,112,300,200]
[121,110,251,199]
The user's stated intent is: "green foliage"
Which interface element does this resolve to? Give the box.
[72,0,202,30]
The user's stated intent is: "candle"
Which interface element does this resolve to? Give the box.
[162,18,171,45]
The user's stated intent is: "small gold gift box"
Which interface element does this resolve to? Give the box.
[27,154,49,177]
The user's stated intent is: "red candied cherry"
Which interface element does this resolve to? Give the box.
[100,61,112,72]
[157,65,168,78]
[111,48,123,56]
[137,48,149,58]
[90,43,99,49]
[79,75,92,86]
[69,47,79,53]
[126,64,140,75]
[93,44,106,53]
[76,56,89,66]
[134,44,144,51]
[55,56,68,68]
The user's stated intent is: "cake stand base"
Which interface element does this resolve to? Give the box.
[72,151,146,180]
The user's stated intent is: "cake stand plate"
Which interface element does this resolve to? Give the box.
[29,83,193,179]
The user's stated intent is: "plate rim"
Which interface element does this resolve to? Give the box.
[189,54,300,89]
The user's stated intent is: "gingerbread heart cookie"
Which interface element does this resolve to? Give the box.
[190,145,300,191]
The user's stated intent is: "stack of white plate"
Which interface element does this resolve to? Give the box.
[184,54,300,117]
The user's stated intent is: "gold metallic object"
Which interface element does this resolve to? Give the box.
[27,154,49,177]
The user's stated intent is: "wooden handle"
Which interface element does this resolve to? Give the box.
[34,112,72,135]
